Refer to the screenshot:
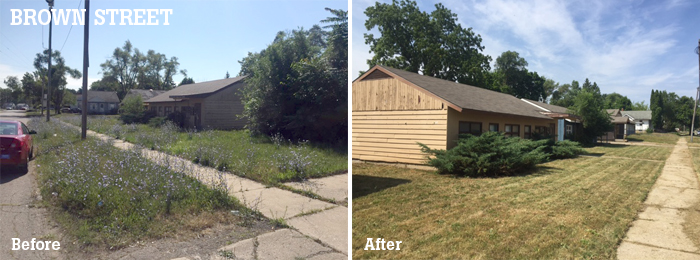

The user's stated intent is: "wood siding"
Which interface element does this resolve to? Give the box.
[352,110,447,165]
[201,82,247,130]
[353,78,446,111]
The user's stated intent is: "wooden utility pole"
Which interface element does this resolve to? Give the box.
[692,39,700,142]
[81,0,90,139]
[46,0,53,122]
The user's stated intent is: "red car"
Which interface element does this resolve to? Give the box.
[0,120,36,170]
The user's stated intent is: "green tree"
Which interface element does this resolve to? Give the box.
[119,94,146,124]
[630,101,649,111]
[541,77,559,103]
[364,0,491,87]
[62,89,77,107]
[570,90,613,144]
[3,76,23,103]
[90,76,120,91]
[551,80,581,108]
[33,50,82,113]
[239,8,347,145]
[99,40,181,100]
[603,92,632,110]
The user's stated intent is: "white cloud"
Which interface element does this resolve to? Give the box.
[0,64,28,89]
[350,0,696,103]
[65,76,98,91]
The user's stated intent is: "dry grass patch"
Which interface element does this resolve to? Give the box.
[584,144,672,161]
[352,155,665,259]
[626,132,680,144]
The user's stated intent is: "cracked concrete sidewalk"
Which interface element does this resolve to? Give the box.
[59,121,348,259]
[617,138,700,259]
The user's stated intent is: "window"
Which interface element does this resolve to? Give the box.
[566,125,573,135]
[505,124,520,137]
[21,123,29,135]
[524,125,531,139]
[100,103,104,108]
[165,106,172,114]
[489,123,499,132]
[550,124,556,135]
[459,121,482,135]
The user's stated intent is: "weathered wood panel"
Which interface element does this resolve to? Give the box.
[201,82,247,130]
[352,110,447,165]
[353,78,446,111]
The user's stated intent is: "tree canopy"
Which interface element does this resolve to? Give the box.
[33,50,81,112]
[238,8,347,145]
[650,89,697,132]
[98,40,182,100]
[364,0,491,87]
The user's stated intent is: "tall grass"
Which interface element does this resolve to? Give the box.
[30,119,246,249]
[61,115,347,184]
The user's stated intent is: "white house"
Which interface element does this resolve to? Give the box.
[622,110,652,132]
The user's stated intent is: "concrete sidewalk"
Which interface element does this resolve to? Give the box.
[617,138,700,259]
[60,122,347,259]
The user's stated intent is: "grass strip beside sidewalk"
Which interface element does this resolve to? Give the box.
[30,119,254,250]
[60,115,347,184]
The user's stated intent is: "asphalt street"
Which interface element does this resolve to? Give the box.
[0,110,62,260]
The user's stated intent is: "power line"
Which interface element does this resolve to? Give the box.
[0,49,34,72]
[59,0,84,53]
[0,32,32,62]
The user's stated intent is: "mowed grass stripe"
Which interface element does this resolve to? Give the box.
[585,145,672,161]
[352,153,665,259]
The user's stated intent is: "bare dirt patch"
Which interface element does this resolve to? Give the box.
[62,215,276,259]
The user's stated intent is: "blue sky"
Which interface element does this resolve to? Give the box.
[0,0,347,90]
[351,0,700,105]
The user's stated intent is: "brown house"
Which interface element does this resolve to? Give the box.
[352,65,578,165]
[603,109,635,140]
[144,76,247,130]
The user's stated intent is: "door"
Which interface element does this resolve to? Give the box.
[616,124,624,139]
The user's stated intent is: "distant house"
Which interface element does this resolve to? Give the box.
[622,110,652,132]
[603,109,635,140]
[124,89,167,108]
[76,91,120,114]
[144,76,247,130]
[352,65,580,165]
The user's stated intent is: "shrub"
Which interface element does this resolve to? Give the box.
[419,132,550,177]
[550,140,585,159]
[148,117,168,128]
[166,111,186,128]
[420,132,585,177]
[646,127,653,134]
[119,95,145,124]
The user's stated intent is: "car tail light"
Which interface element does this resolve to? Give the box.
[10,139,21,151]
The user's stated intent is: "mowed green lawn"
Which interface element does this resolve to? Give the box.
[585,144,672,161]
[352,145,667,259]
[626,132,680,145]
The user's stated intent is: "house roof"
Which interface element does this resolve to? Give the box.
[521,98,569,113]
[125,89,167,102]
[606,109,620,115]
[76,91,120,103]
[145,76,247,103]
[606,109,630,124]
[622,110,652,120]
[361,65,552,119]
